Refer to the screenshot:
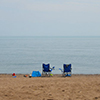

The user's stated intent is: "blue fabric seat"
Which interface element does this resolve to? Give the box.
[43,64,51,72]
[63,64,71,72]
[63,64,72,76]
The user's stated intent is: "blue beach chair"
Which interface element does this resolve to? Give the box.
[42,63,55,76]
[59,64,72,77]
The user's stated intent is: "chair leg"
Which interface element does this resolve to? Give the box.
[62,73,65,77]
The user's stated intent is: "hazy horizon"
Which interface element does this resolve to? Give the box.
[0,0,100,36]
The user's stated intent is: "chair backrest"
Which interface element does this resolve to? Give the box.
[63,64,71,72]
[43,63,50,72]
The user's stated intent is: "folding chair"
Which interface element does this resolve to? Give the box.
[42,63,55,76]
[59,64,72,77]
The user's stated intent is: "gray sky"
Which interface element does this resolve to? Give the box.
[0,0,100,36]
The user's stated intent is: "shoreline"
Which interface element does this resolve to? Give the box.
[0,73,100,75]
[0,74,100,78]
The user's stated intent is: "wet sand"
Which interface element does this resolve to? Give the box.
[0,74,100,100]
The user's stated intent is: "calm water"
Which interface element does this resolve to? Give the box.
[0,36,100,74]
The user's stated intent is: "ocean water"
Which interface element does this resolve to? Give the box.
[0,36,100,74]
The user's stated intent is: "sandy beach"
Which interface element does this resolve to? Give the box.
[0,74,100,100]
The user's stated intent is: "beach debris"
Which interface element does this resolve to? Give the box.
[94,96,100,99]
[24,75,28,77]
[12,73,16,78]
[50,74,53,76]
[62,90,65,92]
[12,73,15,76]
[13,76,16,78]
[29,73,32,78]
[28,72,32,78]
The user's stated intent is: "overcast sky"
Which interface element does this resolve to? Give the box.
[0,0,100,36]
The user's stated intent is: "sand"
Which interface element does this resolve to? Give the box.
[0,74,100,100]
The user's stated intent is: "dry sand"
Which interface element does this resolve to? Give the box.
[0,74,100,100]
